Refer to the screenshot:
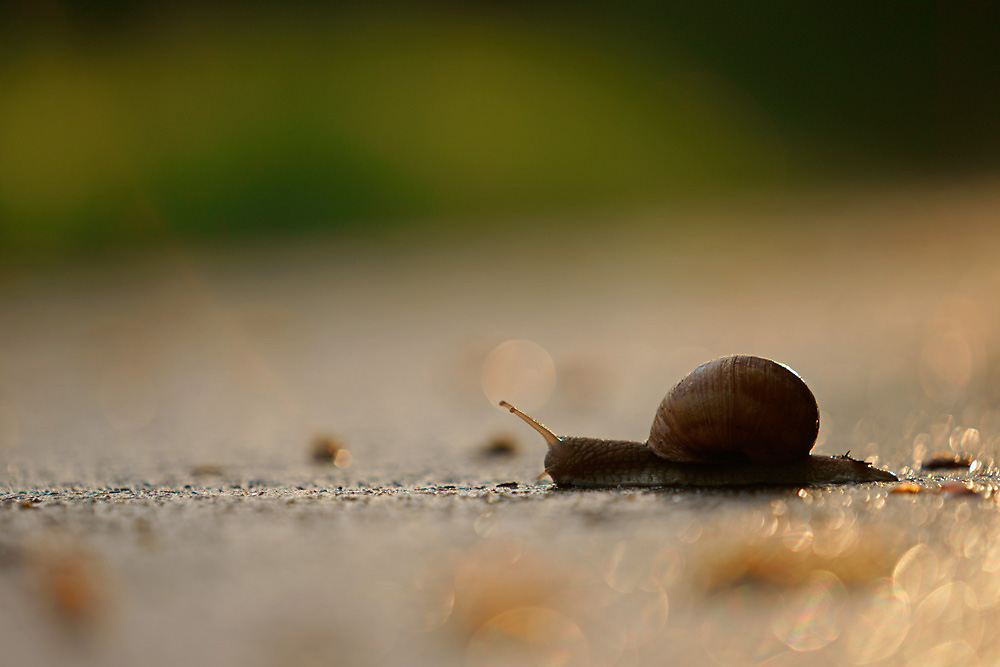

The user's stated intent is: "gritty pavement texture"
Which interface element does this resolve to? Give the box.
[3,182,1000,666]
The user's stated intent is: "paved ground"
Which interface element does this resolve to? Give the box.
[2,180,1000,666]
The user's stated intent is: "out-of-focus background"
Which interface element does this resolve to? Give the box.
[2,2,998,260]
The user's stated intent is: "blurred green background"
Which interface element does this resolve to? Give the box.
[2,2,998,259]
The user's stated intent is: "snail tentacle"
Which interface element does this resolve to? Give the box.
[500,400,560,446]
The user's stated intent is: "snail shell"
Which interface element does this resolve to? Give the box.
[500,354,896,487]
[648,355,818,465]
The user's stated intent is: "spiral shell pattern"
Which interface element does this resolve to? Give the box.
[647,355,819,465]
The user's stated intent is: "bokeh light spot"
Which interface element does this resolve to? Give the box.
[893,543,939,605]
[771,570,845,651]
[333,449,352,469]
[466,606,589,667]
[842,578,910,664]
[782,524,814,553]
[919,329,973,401]
[482,340,556,412]
[99,363,158,433]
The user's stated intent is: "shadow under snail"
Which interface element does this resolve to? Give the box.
[501,355,897,488]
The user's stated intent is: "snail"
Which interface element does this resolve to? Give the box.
[500,355,896,487]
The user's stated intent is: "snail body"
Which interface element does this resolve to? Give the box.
[501,355,896,487]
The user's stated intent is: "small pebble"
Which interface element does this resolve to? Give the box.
[939,481,978,496]
[479,434,519,458]
[310,434,344,463]
[890,482,922,494]
[921,452,974,470]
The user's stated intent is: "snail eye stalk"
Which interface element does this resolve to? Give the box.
[499,401,561,447]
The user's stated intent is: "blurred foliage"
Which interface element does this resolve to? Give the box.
[1,2,998,257]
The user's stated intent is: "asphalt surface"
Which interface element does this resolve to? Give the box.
[3,181,1000,666]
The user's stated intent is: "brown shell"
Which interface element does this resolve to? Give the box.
[647,355,819,465]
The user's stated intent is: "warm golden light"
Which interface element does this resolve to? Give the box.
[482,340,556,412]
